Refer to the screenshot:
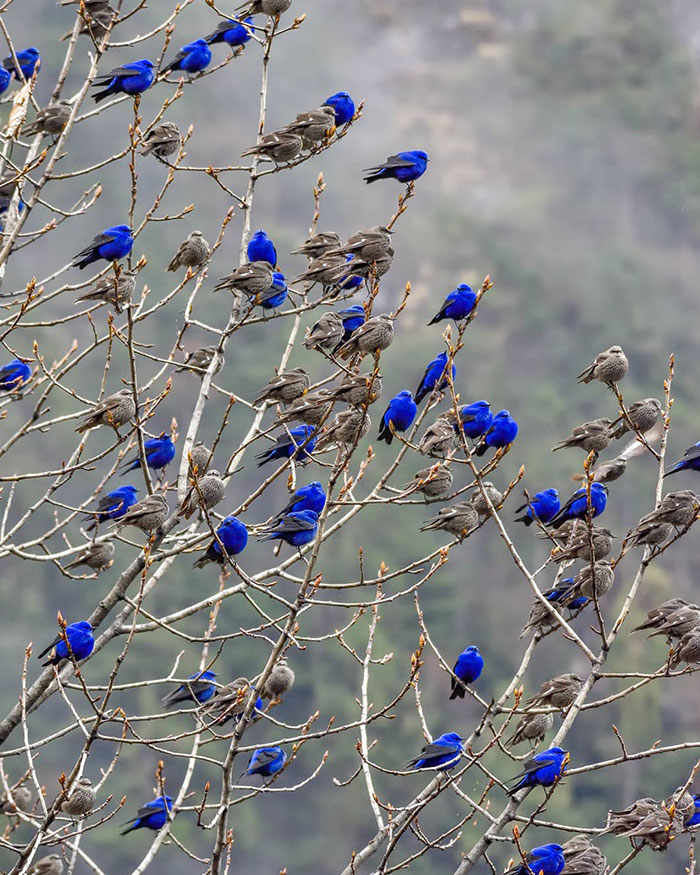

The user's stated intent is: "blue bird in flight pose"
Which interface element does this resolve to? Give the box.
[247,229,277,266]
[665,442,700,478]
[407,732,465,771]
[163,39,212,75]
[378,391,417,445]
[260,509,319,548]
[474,410,518,456]
[73,224,133,268]
[548,482,607,528]
[272,481,326,522]
[121,432,175,474]
[3,47,40,80]
[415,352,455,404]
[256,425,316,467]
[503,843,565,875]
[0,358,31,392]
[507,746,569,795]
[515,489,560,525]
[162,670,217,707]
[121,795,173,835]
[364,150,428,184]
[245,746,286,779]
[193,516,248,568]
[324,91,355,126]
[450,645,483,699]
[85,484,138,530]
[39,621,94,666]
[205,16,254,49]
[92,59,154,102]
[429,284,476,325]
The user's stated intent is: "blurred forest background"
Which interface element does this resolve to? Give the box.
[1,0,700,872]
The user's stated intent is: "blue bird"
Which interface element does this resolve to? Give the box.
[543,579,588,611]
[450,645,484,699]
[246,746,286,779]
[0,67,10,95]
[256,425,316,467]
[0,358,31,392]
[260,509,319,548]
[429,284,476,325]
[162,670,217,707]
[338,305,366,343]
[205,16,254,48]
[474,410,518,456]
[121,795,173,835]
[378,390,417,445]
[194,516,248,568]
[258,271,287,309]
[272,481,326,522]
[92,59,155,103]
[163,39,212,75]
[337,254,365,292]
[85,484,138,531]
[503,843,565,875]
[685,795,700,828]
[454,400,493,440]
[39,621,94,666]
[415,352,455,404]
[121,432,176,474]
[507,746,569,795]
[3,48,40,80]
[364,150,429,184]
[515,489,560,526]
[665,442,700,478]
[407,732,464,771]
[324,91,355,126]
[73,224,133,269]
[247,229,277,266]
[548,483,607,528]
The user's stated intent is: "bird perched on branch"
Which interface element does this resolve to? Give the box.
[631,598,691,636]
[292,231,341,259]
[162,670,217,707]
[61,777,96,817]
[245,746,286,779]
[507,746,569,795]
[75,269,135,312]
[247,229,277,266]
[121,795,172,835]
[506,711,554,748]
[256,658,295,700]
[121,432,176,474]
[323,91,355,126]
[39,621,94,666]
[336,305,366,346]
[665,442,700,478]
[4,47,40,80]
[256,425,316,467]
[189,442,211,476]
[548,483,608,528]
[418,416,457,457]
[627,491,699,547]
[178,470,225,519]
[283,106,336,149]
[470,481,504,518]
[450,646,483,699]
[259,509,319,548]
[254,368,309,405]
[193,516,248,568]
[514,489,560,525]
[604,797,676,850]
[448,400,493,440]
[214,261,273,296]
[241,131,302,164]
[64,541,114,575]
[502,843,564,875]
[560,836,606,875]
[336,314,394,359]
[552,526,615,563]
[23,101,70,137]
[406,464,454,499]
[205,16,254,50]
[167,231,209,272]
[524,673,583,710]
[420,502,478,540]
[378,391,417,444]
[474,410,518,456]
[0,358,31,392]
[175,346,223,377]
[325,372,383,408]
[406,732,464,771]
[364,150,428,184]
[140,122,181,160]
[112,493,168,534]
[84,485,138,531]
[92,59,154,102]
[304,312,344,352]
[162,39,211,75]
[26,855,64,875]
[317,409,371,449]
[271,482,326,523]
[0,786,32,814]
[236,0,292,16]
[429,284,476,325]
[610,398,662,440]
[552,418,613,457]
[577,345,628,385]
[73,224,133,268]
[76,388,135,435]
[275,391,333,426]
[415,353,455,404]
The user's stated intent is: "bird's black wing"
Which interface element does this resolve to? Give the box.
[680,443,700,464]
[251,748,278,767]
[37,633,62,659]
[94,64,144,82]
[509,752,557,782]
[274,515,315,534]
[407,739,461,767]
[364,154,416,172]
[73,231,116,258]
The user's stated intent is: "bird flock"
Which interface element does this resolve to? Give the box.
[0,2,699,874]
